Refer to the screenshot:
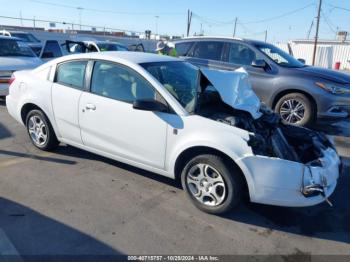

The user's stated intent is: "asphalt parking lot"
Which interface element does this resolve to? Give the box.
[0,99,349,257]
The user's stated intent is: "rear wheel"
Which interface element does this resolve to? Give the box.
[26,109,59,151]
[181,154,243,215]
[275,93,315,126]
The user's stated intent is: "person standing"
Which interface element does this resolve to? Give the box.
[155,41,177,57]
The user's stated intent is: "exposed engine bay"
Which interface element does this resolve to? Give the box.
[198,87,333,165]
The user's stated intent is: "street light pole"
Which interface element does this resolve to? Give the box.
[155,16,159,37]
[312,0,322,66]
[77,7,83,31]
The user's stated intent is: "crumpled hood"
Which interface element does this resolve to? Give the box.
[0,57,43,71]
[200,67,262,119]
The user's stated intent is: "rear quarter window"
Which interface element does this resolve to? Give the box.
[55,61,87,89]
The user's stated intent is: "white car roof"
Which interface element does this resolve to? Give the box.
[44,51,179,66]
[34,51,182,78]
[89,51,179,64]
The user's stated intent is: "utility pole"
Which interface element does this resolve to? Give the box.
[264,30,268,42]
[233,17,238,38]
[33,16,36,31]
[187,9,192,37]
[20,11,23,26]
[312,0,322,66]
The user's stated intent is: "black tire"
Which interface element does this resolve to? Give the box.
[25,109,59,151]
[181,154,243,215]
[275,93,315,126]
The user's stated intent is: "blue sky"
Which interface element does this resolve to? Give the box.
[1,0,350,42]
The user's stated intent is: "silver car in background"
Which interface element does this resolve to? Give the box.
[0,36,42,98]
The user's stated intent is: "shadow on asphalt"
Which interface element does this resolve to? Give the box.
[0,149,77,165]
[0,122,12,140]
[51,144,350,245]
[0,197,121,259]
[54,145,181,189]
[314,118,350,137]
[0,99,12,140]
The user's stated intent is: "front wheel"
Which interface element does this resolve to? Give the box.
[181,154,243,215]
[26,109,59,151]
[275,93,315,126]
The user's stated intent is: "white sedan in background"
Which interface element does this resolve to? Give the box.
[6,52,341,214]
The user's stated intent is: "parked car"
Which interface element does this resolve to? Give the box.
[0,36,42,98]
[6,52,341,214]
[172,37,350,126]
[66,40,129,53]
[5,31,42,56]
[37,40,141,62]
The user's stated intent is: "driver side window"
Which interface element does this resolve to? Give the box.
[227,43,256,66]
[91,61,157,103]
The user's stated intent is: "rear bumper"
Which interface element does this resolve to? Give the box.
[6,95,23,125]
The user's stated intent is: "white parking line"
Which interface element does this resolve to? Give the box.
[0,229,23,261]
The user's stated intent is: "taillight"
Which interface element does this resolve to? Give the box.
[8,76,15,85]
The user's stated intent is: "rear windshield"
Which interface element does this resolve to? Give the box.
[11,33,40,43]
[0,39,36,57]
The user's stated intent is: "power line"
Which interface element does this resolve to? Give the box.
[191,13,234,27]
[0,14,144,34]
[321,9,337,33]
[328,4,350,13]
[241,3,315,24]
[30,0,184,16]
[307,20,314,39]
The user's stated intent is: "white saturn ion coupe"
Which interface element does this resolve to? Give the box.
[6,52,341,214]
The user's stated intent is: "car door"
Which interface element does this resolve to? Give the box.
[65,40,87,54]
[184,41,226,70]
[221,42,277,103]
[79,60,168,169]
[52,60,88,144]
[39,40,63,62]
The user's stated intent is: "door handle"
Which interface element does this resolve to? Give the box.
[85,103,96,111]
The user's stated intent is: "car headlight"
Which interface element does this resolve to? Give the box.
[316,82,350,95]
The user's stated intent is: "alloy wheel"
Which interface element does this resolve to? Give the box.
[279,99,306,124]
[186,163,226,207]
[28,115,48,146]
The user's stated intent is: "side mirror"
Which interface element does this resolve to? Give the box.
[251,59,266,68]
[297,58,306,64]
[133,99,168,112]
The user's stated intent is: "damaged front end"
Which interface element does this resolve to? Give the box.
[198,68,341,207]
